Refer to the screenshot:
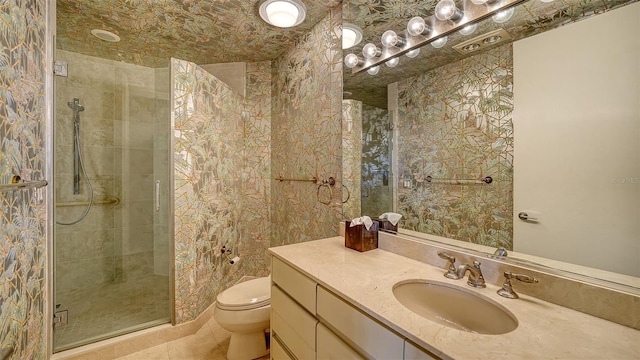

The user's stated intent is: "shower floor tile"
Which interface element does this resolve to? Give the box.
[54,274,171,351]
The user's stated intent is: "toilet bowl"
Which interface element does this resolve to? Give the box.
[214,276,271,360]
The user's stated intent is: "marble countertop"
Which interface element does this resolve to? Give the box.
[269,237,640,360]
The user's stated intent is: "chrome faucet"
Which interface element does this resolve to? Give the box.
[497,271,539,299]
[456,260,486,288]
[437,252,461,279]
[438,252,486,288]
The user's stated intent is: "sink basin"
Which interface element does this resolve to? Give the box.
[393,280,518,334]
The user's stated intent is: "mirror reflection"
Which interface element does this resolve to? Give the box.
[342,0,639,283]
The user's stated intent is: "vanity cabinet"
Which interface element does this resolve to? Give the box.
[271,256,437,360]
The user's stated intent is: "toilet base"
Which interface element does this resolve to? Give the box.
[227,331,269,360]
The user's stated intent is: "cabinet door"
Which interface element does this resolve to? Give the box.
[272,257,317,313]
[271,285,317,360]
[271,335,294,360]
[317,286,404,359]
[404,341,439,360]
[317,323,365,360]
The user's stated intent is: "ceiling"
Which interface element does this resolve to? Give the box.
[56,0,339,68]
[343,0,637,109]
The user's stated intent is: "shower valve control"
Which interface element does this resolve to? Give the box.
[54,61,68,77]
[53,310,68,327]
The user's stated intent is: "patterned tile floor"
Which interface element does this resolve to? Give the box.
[54,275,171,351]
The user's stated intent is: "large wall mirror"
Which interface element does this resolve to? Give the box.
[342,0,639,291]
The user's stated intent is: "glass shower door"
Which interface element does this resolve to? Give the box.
[52,50,171,351]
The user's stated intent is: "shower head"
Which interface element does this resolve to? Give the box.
[67,99,85,112]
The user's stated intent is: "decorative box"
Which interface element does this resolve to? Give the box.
[344,220,379,252]
[373,218,398,232]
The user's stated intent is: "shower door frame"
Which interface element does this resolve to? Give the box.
[45,1,176,355]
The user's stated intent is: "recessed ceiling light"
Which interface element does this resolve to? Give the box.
[91,29,120,42]
[258,0,307,28]
[342,23,363,49]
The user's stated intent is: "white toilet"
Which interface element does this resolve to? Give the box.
[214,276,271,360]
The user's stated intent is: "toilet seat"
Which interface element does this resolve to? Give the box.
[216,276,271,311]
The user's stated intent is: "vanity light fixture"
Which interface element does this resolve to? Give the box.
[435,0,464,22]
[431,36,448,48]
[492,7,515,23]
[258,0,307,28]
[367,65,380,75]
[385,57,400,67]
[346,0,527,74]
[381,30,407,48]
[405,48,421,58]
[459,23,478,36]
[362,43,382,59]
[344,53,364,68]
[343,23,363,49]
[407,17,432,36]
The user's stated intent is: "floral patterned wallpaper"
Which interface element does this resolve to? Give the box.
[57,0,340,68]
[397,44,513,250]
[172,58,272,323]
[271,8,343,247]
[0,0,47,358]
[341,99,362,220]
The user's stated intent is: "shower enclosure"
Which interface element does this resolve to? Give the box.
[53,49,171,351]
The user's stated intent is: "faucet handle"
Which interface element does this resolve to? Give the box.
[497,271,539,299]
[437,252,461,279]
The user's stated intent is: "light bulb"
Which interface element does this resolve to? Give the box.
[430,36,448,48]
[405,48,420,58]
[381,30,406,48]
[435,0,463,21]
[367,66,380,75]
[407,17,431,36]
[344,54,362,68]
[385,57,399,67]
[471,0,488,4]
[492,7,514,23]
[362,43,381,59]
[266,1,299,27]
[459,23,477,36]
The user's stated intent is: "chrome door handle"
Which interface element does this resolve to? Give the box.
[518,212,538,221]
[155,180,160,212]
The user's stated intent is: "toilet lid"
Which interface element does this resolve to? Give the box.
[216,276,271,310]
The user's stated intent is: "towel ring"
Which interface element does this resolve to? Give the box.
[341,184,351,204]
[317,183,332,205]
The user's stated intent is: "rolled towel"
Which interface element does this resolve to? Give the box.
[379,212,402,226]
[350,216,374,230]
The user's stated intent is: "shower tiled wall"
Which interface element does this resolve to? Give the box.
[397,44,513,249]
[361,104,391,217]
[0,0,47,358]
[271,8,343,247]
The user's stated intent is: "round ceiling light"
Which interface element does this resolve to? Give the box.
[90,29,120,42]
[342,23,363,49]
[259,0,307,28]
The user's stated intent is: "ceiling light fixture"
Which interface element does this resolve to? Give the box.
[91,29,120,42]
[342,23,363,49]
[258,0,307,28]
